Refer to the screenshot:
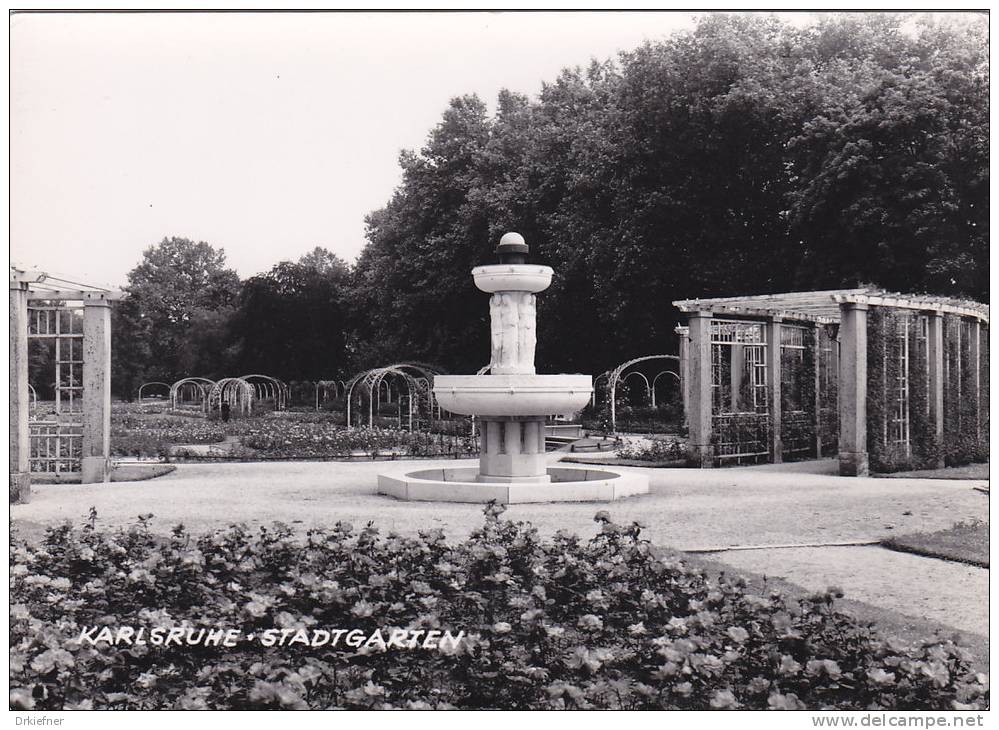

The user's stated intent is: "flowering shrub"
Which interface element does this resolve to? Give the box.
[10,507,988,710]
[617,437,689,463]
[239,424,407,457]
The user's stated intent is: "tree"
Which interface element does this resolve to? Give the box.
[350,95,495,373]
[111,237,241,395]
[787,14,989,300]
[348,13,988,378]
[230,248,351,380]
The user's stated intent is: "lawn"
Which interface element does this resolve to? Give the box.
[877,463,990,480]
[882,520,989,568]
[32,464,175,485]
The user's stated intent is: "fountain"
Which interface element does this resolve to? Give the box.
[377,233,649,503]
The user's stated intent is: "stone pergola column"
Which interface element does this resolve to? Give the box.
[675,325,690,427]
[9,281,31,503]
[926,311,945,468]
[81,299,112,483]
[766,316,782,464]
[838,302,869,476]
[686,312,713,467]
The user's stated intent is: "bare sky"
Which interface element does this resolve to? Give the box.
[11,10,809,288]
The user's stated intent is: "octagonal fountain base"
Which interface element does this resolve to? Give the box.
[377,466,649,504]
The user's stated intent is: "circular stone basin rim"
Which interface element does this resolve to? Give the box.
[377,466,651,504]
[471,264,554,293]
[404,466,622,484]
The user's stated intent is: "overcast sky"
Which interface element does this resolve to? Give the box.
[11,10,814,288]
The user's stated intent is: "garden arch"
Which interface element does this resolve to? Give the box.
[607,355,680,432]
[240,374,288,410]
[620,371,652,406]
[381,362,447,420]
[345,366,419,430]
[651,370,682,408]
[208,377,254,415]
[591,371,611,408]
[138,381,171,403]
[169,377,215,412]
[315,379,344,410]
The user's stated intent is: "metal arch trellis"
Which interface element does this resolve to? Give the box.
[607,355,680,432]
[315,379,345,410]
[208,377,255,415]
[591,371,612,407]
[138,381,171,402]
[621,371,652,404]
[381,362,448,420]
[371,369,419,429]
[651,370,682,408]
[239,374,289,410]
[169,377,215,412]
[345,366,419,430]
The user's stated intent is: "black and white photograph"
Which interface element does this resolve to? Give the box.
[8,8,990,720]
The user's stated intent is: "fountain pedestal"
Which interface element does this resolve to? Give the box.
[477,417,548,482]
[377,233,649,503]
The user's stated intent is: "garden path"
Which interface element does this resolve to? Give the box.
[12,458,987,639]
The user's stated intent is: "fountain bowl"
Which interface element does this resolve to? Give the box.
[434,374,592,417]
[472,264,553,294]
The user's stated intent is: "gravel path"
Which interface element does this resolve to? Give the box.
[12,458,987,547]
[12,458,988,638]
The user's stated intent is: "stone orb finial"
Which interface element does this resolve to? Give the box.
[500,231,525,247]
[496,232,529,263]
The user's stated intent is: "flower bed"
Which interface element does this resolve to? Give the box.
[237,423,409,458]
[9,507,988,710]
[236,422,475,459]
[111,418,228,458]
[108,408,475,460]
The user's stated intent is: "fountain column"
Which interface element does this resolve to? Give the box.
[474,233,553,483]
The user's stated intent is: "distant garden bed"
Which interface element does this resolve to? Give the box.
[109,405,476,461]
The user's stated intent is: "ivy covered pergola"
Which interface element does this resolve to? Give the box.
[674,288,989,476]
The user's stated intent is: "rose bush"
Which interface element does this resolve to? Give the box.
[617,438,689,463]
[111,419,228,458]
[9,507,988,710]
[109,406,475,460]
[237,422,475,459]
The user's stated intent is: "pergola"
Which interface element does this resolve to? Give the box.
[673,288,989,476]
[10,267,121,500]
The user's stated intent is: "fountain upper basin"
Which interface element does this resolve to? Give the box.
[472,264,554,293]
[434,374,592,417]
